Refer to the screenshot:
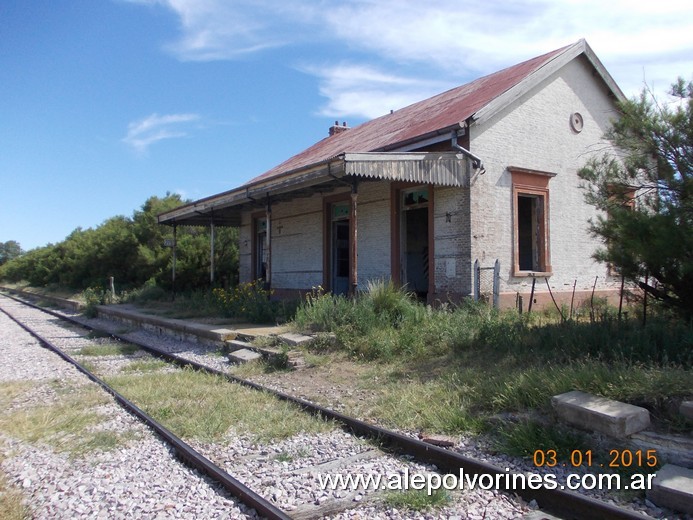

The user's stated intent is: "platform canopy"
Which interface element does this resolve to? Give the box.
[157,151,470,227]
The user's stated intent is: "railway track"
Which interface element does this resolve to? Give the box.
[0,291,654,519]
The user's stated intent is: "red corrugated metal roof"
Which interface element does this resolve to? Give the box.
[247,43,572,185]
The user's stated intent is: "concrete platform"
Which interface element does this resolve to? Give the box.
[97,304,240,347]
[551,390,650,438]
[647,464,693,515]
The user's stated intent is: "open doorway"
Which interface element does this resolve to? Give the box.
[329,202,350,296]
[400,187,429,300]
[252,217,267,282]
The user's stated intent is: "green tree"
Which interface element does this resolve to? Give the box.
[579,78,693,318]
[0,240,22,266]
[0,192,240,293]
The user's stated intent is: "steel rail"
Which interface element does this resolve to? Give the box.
[0,297,292,520]
[1,290,647,520]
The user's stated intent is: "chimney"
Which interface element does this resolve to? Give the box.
[329,121,349,136]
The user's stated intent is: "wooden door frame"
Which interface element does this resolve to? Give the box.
[390,182,435,301]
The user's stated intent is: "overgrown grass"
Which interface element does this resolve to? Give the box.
[384,488,450,511]
[120,359,169,373]
[0,371,32,495]
[77,343,140,357]
[291,284,693,455]
[0,383,133,457]
[293,280,692,366]
[495,420,590,459]
[105,368,332,443]
[0,456,29,520]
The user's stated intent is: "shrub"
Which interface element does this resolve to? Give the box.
[212,281,278,323]
[82,287,107,318]
[364,279,417,327]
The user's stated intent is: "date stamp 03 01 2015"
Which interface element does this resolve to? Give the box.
[532,448,658,469]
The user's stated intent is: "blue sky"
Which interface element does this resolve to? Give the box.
[2,0,692,251]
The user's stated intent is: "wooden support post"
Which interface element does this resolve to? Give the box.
[350,182,358,297]
[210,217,215,285]
[172,224,177,301]
[266,195,272,290]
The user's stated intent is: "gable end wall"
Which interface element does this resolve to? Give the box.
[468,56,622,302]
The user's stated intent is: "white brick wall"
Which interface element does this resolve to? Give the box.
[238,182,394,291]
[469,56,621,298]
[354,182,391,286]
[433,186,472,299]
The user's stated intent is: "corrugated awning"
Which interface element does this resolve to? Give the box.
[343,152,468,187]
[158,152,470,226]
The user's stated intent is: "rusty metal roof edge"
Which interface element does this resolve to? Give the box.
[473,39,623,127]
[158,151,469,224]
[158,157,347,224]
[343,151,464,162]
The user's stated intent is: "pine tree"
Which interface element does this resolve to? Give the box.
[579,78,693,318]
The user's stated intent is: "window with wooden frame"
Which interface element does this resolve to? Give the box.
[510,167,555,276]
[605,184,636,277]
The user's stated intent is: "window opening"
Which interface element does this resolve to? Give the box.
[517,194,544,272]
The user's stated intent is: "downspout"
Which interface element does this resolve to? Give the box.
[451,130,486,186]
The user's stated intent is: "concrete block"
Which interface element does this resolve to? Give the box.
[647,464,693,515]
[551,390,650,438]
[680,401,693,421]
[228,348,262,364]
[630,431,693,469]
[278,332,314,347]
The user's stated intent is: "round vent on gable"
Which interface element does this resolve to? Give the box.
[570,112,584,133]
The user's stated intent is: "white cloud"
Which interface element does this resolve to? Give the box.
[129,0,693,116]
[127,0,318,60]
[122,113,201,154]
[304,63,452,119]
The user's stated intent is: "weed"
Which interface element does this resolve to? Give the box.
[212,281,282,323]
[495,419,589,459]
[274,451,294,463]
[384,488,450,511]
[82,287,106,318]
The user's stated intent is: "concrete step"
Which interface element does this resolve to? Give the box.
[551,390,650,438]
[225,339,251,352]
[647,464,693,515]
[235,331,257,343]
[630,431,693,469]
[228,348,262,364]
[277,332,314,347]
